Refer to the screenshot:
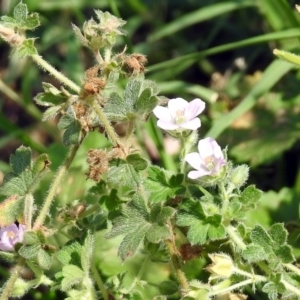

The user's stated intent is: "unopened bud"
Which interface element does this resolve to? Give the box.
[207,253,234,280]
[229,165,249,188]
[0,25,25,47]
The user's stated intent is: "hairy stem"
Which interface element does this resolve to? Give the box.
[91,264,108,300]
[90,98,120,146]
[0,258,25,300]
[281,279,300,296]
[209,278,264,297]
[125,120,135,144]
[33,144,80,230]
[164,239,189,293]
[24,193,34,230]
[283,263,300,276]
[31,55,81,94]
[125,253,151,294]
[226,224,246,251]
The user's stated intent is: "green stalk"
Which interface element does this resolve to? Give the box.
[125,120,135,144]
[91,264,108,300]
[31,55,81,94]
[124,253,151,294]
[33,144,80,230]
[0,258,25,300]
[209,278,260,297]
[89,98,120,146]
[24,193,34,230]
[164,239,189,293]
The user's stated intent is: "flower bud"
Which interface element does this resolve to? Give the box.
[229,165,249,188]
[207,253,234,280]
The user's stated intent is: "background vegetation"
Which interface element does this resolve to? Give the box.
[1,0,300,299]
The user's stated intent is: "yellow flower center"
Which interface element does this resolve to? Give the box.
[204,156,215,171]
[174,110,185,124]
[7,231,16,239]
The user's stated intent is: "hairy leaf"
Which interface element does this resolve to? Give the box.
[144,166,185,202]
[105,193,175,261]
[177,199,226,245]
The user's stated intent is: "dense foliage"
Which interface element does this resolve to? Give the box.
[1,1,300,299]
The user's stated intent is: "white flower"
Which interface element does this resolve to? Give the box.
[185,137,226,179]
[0,223,25,251]
[153,98,205,131]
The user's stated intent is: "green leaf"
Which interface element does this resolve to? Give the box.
[0,2,40,31]
[61,265,85,291]
[249,224,294,265]
[0,195,24,226]
[55,240,82,267]
[9,146,31,174]
[104,92,129,122]
[105,193,174,261]
[42,106,63,121]
[34,83,67,107]
[126,153,148,171]
[262,274,285,300]
[135,89,158,117]
[124,78,142,109]
[17,39,37,58]
[65,289,90,300]
[107,161,140,193]
[0,146,49,198]
[159,280,178,295]
[177,199,226,245]
[240,185,262,205]
[242,244,268,263]
[269,223,287,245]
[81,232,94,274]
[37,248,52,269]
[13,2,28,23]
[0,16,18,27]
[23,231,40,245]
[144,166,185,202]
[18,244,41,259]
[58,107,82,146]
[0,251,17,263]
[31,154,50,181]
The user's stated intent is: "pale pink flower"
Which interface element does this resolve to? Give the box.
[153,98,205,131]
[185,137,226,179]
[0,224,25,251]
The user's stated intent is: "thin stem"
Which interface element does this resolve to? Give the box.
[209,278,262,297]
[125,253,151,294]
[33,144,80,230]
[125,120,135,144]
[226,225,246,251]
[90,98,120,146]
[31,55,81,94]
[164,239,189,293]
[233,267,266,282]
[91,264,108,300]
[0,258,25,300]
[24,193,34,230]
[281,279,300,297]
[283,263,300,276]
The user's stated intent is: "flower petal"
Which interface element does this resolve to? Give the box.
[0,241,13,251]
[168,98,188,116]
[188,169,210,179]
[185,152,202,170]
[153,106,172,122]
[180,118,201,130]
[213,143,224,159]
[184,98,205,120]
[157,120,179,130]
[198,137,217,159]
